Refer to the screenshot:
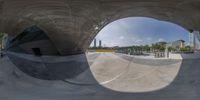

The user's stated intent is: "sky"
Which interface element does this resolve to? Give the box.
[90,17,189,47]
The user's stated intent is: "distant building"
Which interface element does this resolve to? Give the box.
[99,40,102,48]
[189,32,195,48]
[94,39,96,48]
[194,31,200,49]
[192,31,200,50]
[156,41,167,46]
[171,40,185,49]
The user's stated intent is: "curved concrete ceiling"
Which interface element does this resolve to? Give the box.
[1,0,200,55]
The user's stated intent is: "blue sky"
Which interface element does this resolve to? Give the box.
[90,17,189,47]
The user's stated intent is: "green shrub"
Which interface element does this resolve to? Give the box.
[180,47,189,52]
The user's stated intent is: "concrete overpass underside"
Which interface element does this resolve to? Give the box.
[1,0,200,55]
[0,0,200,100]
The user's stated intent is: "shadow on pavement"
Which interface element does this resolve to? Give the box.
[1,52,200,100]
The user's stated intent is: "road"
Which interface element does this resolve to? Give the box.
[0,52,200,100]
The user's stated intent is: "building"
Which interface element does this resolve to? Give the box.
[94,39,96,48]
[191,31,200,50]
[189,32,195,48]
[156,42,167,46]
[99,40,102,48]
[171,40,185,49]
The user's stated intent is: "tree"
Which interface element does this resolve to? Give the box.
[159,46,165,52]
[180,48,189,52]
[152,43,166,52]
[143,45,150,52]
[185,46,192,51]
[168,46,175,52]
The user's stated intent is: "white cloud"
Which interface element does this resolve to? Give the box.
[135,39,142,43]
[158,38,165,42]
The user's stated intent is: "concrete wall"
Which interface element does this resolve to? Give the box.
[1,0,200,55]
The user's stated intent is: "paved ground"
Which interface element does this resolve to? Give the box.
[90,53,182,92]
[0,52,200,100]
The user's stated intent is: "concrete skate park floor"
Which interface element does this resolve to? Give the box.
[0,52,200,100]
